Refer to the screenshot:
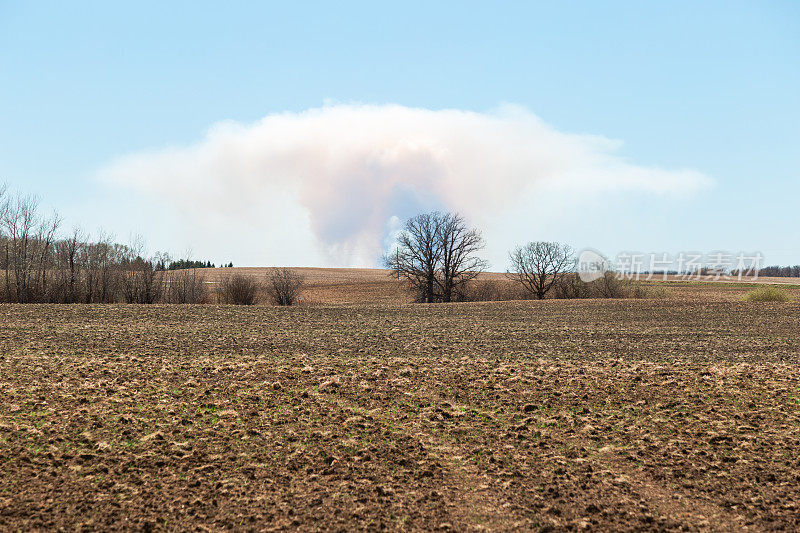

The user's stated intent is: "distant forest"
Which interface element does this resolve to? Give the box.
[158,259,234,271]
[756,265,800,277]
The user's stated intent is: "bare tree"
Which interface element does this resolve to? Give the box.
[267,268,305,306]
[552,273,592,299]
[1,193,60,302]
[592,270,650,299]
[384,212,442,303]
[0,183,7,217]
[82,232,123,303]
[166,267,207,304]
[2,194,38,302]
[161,248,207,304]
[53,227,84,303]
[121,257,164,304]
[436,213,488,302]
[386,212,487,303]
[0,185,7,302]
[34,211,61,300]
[120,239,165,304]
[0,184,214,305]
[509,241,574,300]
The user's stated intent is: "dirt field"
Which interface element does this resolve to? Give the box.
[1,273,800,531]
[202,267,800,305]
[203,267,518,304]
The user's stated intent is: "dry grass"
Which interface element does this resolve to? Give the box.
[742,285,792,302]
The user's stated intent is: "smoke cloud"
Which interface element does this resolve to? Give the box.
[101,104,711,267]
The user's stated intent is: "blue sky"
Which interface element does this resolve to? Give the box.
[1,1,798,267]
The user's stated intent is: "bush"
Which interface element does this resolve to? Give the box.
[455,279,530,302]
[267,268,305,306]
[217,273,259,305]
[553,274,593,299]
[457,280,504,302]
[452,274,666,302]
[742,286,791,302]
[553,272,665,299]
[594,272,649,299]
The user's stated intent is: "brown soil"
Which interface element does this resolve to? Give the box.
[1,280,799,530]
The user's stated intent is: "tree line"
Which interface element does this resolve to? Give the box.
[750,265,800,278]
[387,212,667,301]
[0,186,246,304]
[2,182,795,305]
[161,259,216,271]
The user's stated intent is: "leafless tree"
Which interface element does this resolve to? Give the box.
[435,213,488,302]
[552,270,653,299]
[35,211,61,300]
[384,212,442,303]
[0,185,7,302]
[82,232,123,303]
[508,241,574,299]
[267,268,305,306]
[386,212,487,303]
[0,184,7,218]
[53,227,84,303]
[120,239,165,304]
[121,257,164,304]
[0,184,217,305]
[593,270,624,298]
[455,278,531,302]
[2,194,37,302]
[592,271,649,299]
[166,266,207,304]
[1,193,60,302]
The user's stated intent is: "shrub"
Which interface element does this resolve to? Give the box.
[456,279,531,302]
[553,272,666,299]
[267,268,305,306]
[457,280,503,302]
[217,273,259,305]
[742,286,791,302]
[553,274,593,299]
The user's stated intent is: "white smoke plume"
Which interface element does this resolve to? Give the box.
[100,103,711,267]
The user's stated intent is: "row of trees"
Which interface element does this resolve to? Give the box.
[386,211,654,301]
[2,178,792,305]
[0,186,241,304]
[753,265,800,278]
[162,259,216,271]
